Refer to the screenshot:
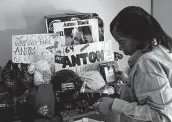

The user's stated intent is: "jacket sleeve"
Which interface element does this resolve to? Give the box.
[111,57,172,122]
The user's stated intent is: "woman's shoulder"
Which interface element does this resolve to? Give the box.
[134,45,172,71]
[139,45,170,62]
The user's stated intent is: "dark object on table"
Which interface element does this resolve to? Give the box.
[0,83,14,122]
[51,69,83,112]
[0,65,14,122]
[1,60,34,122]
[28,84,63,122]
[52,69,115,115]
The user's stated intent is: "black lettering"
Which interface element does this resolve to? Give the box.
[89,52,97,63]
[28,47,32,54]
[55,55,64,64]
[39,35,46,45]
[59,50,104,68]
[14,40,27,47]
[14,56,21,62]
[70,46,74,52]
[80,53,88,64]
[62,56,72,68]
[38,35,52,45]
[71,54,81,66]
[28,47,36,55]
[14,47,20,55]
[14,47,35,55]
[20,47,25,55]
[64,22,75,27]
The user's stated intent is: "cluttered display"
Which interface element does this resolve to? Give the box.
[0,13,123,122]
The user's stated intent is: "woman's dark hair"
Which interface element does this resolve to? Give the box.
[110,6,172,52]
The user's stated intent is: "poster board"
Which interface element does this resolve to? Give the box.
[12,33,63,63]
[12,33,114,73]
[54,40,114,72]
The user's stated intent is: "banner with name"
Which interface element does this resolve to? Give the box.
[54,40,114,72]
[12,33,64,63]
[53,19,99,46]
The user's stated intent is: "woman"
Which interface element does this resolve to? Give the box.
[94,6,172,122]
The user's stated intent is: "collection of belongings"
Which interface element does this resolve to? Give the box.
[10,12,122,121]
[0,61,34,122]
[44,13,118,120]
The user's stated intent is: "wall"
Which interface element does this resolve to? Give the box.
[153,0,172,36]
[0,0,151,71]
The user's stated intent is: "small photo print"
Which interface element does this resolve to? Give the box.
[64,26,93,46]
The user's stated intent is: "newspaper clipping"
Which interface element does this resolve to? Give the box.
[53,19,99,46]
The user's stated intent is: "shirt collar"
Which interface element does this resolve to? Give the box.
[127,42,154,68]
[128,49,143,68]
[127,44,165,68]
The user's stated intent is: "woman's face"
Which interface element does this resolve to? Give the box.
[112,29,139,56]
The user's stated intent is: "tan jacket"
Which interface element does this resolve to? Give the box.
[111,45,172,122]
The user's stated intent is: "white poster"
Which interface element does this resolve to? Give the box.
[12,33,63,63]
[54,40,114,73]
[53,19,99,46]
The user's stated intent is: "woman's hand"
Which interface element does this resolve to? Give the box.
[93,97,114,116]
[116,71,128,83]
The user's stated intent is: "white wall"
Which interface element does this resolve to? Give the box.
[153,0,172,36]
[0,0,151,71]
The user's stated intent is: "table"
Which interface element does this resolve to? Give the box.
[62,110,105,122]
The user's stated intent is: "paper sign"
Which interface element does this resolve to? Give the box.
[12,33,63,63]
[54,40,114,72]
